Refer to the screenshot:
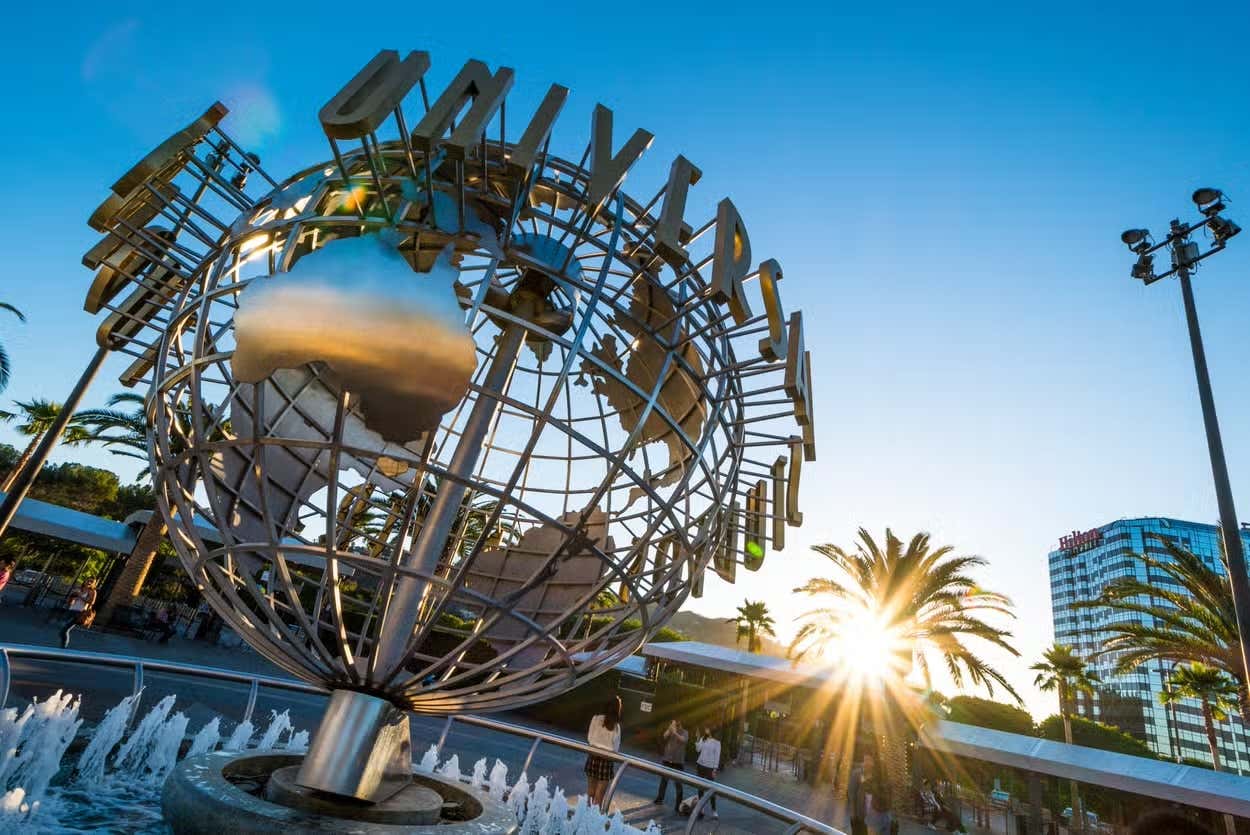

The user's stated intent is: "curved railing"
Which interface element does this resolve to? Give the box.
[0,643,843,834]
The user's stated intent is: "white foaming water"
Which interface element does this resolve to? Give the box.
[487,758,509,801]
[471,756,487,789]
[416,743,440,774]
[222,718,254,752]
[435,753,461,782]
[0,690,660,834]
[114,695,176,777]
[75,691,141,786]
[185,717,221,758]
[255,710,291,751]
[143,713,190,784]
[284,729,309,751]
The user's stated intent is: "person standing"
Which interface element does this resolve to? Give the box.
[0,558,14,604]
[59,578,98,648]
[653,718,688,812]
[847,750,873,835]
[584,696,622,810]
[693,726,722,820]
[154,606,177,644]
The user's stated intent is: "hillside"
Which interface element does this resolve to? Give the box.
[663,610,788,658]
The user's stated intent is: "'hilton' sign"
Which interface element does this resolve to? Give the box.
[1059,528,1103,554]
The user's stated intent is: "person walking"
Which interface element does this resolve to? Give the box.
[584,696,622,810]
[847,750,873,835]
[154,606,177,644]
[59,578,98,648]
[693,726,722,820]
[653,718,688,812]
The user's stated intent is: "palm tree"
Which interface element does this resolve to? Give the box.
[1032,643,1099,832]
[728,599,776,653]
[1083,534,1248,716]
[1161,663,1240,770]
[1162,663,1240,835]
[789,528,1020,698]
[0,302,25,393]
[0,398,90,491]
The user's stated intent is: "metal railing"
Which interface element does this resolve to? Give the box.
[0,643,842,834]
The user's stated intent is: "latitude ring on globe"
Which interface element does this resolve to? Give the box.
[80,48,816,799]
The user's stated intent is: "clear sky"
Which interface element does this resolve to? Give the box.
[2,1,1248,721]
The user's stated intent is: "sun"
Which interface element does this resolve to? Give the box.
[823,608,909,683]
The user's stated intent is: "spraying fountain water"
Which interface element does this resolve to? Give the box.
[0,688,661,834]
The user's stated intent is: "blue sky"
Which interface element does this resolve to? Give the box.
[2,2,1248,719]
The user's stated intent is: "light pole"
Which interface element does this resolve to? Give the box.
[1120,188,1250,694]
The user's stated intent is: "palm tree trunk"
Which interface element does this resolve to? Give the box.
[1062,704,1085,834]
[97,516,168,623]
[1200,701,1237,835]
[1,433,43,492]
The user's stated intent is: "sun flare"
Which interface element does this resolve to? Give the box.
[823,608,908,683]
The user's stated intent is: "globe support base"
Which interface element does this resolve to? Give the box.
[162,751,518,835]
[295,689,412,802]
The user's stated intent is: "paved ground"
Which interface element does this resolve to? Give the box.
[1,602,981,834]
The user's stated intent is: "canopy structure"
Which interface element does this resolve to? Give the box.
[641,640,839,689]
[645,641,1250,816]
[926,719,1250,817]
[0,493,328,569]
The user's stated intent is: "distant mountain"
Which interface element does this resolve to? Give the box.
[662,610,788,658]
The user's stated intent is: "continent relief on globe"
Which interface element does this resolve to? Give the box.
[578,277,706,504]
[231,232,478,445]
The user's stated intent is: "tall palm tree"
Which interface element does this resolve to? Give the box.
[1032,643,1099,832]
[0,398,90,491]
[789,528,1020,698]
[0,302,25,393]
[1161,663,1240,770]
[1082,534,1248,717]
[1161,663,1241,835]
[728,599,776,653]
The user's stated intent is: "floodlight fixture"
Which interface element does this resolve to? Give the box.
[1209,216,1242,245]
[1131,253,1155,281]
[1192,187,1224,208]
[1121,228,1151,250]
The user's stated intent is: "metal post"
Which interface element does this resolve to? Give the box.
[0,344,109,539]
[1176,266,1250,691]
[372,315,529,677]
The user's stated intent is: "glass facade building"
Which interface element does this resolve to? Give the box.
[1049,516,1250,771]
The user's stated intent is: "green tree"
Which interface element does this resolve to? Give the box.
[1083,534,1249,717]
[1037,714,1154,758]
[728,599,776,653]
[1033,643,1100,830]
[0,302,24,393]
[0,398,90,491]
[945,695,1035,736]
[789,528,1020,698]
[73,392,168,619]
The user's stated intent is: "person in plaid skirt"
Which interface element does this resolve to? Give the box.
[584,696,623,809]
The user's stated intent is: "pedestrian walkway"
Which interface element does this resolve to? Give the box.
[0,601,284,678]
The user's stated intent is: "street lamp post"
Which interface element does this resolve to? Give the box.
[1120,188,1250,693]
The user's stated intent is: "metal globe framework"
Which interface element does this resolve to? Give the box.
[79,49,816,733]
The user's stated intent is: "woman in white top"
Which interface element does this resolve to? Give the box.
[584,696,622,809]
[693,727,722,819]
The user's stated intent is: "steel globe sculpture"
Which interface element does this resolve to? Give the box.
[79,48,816,820]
